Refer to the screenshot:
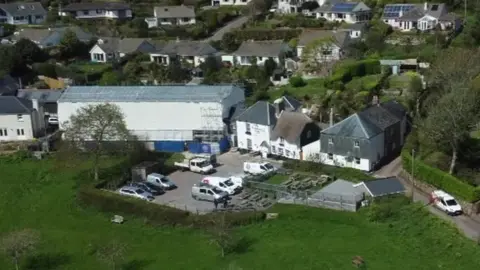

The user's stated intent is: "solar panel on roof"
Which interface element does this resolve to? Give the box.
[331,3,357,12]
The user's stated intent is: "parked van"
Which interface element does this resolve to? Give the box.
[243,162,277,175]
[146,173,177,190]
[201,176,242,195]
[191,182,229,202]
[185,153,217,166]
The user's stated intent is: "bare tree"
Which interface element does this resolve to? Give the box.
[209,212,233,258]
[62,103,132,181]
[0,229,40,270]
[420,88,480,174]
[96,240,127,270]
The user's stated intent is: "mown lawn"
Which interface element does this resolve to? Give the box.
[269,78,327,101]
[266,174,288,184]
[1,156,480,270]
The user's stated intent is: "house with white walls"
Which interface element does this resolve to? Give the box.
[145,5,196,28]
[319,100,407,171]
[211,0,251,6]
[150,40,218,67]
[222,40,292,66]
[0,2,46,25]
[297,29,350,63]
[381,3,459,32]
[59,2,132,19]
[90,38,156,63]
[235,96,302,157]
[314,1,371,23]
[270,111,321,161]
[0,96,45,141]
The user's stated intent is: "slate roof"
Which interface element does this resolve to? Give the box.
[315,2,370,13]
[62,2,130,11]
[235,101,277,126]
[233,40,287,57]
[95,38,155,54]
[0,75,20,95]
[297,30,350,48]
[155,40,217,56]
[382,3,448,20]
[362,177,405,197]
[0,2,46,16]
[154,5,195,18]
[280,95,302,111]
[58,85,244,103]
[359,105,400,130]
[12,27,93,46]
[270,111,312,143]
[0,96,32,114]
[17,90,64,103]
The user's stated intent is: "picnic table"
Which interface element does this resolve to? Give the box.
[283,179,294,186]
[249,193,262,201]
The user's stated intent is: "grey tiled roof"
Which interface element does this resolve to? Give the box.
[363,177,405,197]
[233,40,287,57]
[321,113,382,139]
[0,2,46,16]
[155,40,217,56]
[297,30,350,48]
[0,75,20,95]
[359,105,400,130]
[236,101,277,126]
[63,2,130,11]
[17,90,64,103]
[271,111,312,143]
[0,96,32,114]
[12,27,93,46]
[58,85,244,103]
[154,5,195,18]
[95,38,155,54]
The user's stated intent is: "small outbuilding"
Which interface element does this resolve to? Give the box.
[309,179,365,212]
[354,177,405,198]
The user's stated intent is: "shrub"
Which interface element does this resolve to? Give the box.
[401,151,480,202]
[283,160,375,182]
[327,59,381,87]
[367,195,410,222]
[289,76,306,87]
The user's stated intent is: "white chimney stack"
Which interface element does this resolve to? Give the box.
[329,107,334,127]
[424,2,428,11]
[372,95,379,106]
[274,98,284,118]
[32,99,39,111]
[399,10,403,17]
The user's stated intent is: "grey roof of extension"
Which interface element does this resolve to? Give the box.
[155,40,217,56]
[0,96,32,114]
[362,177,405,197]
[154,5,195,18]
[233,40,286,57]
[58,85,244,103]
[0,2,46,16]
[62,2,130,11]
[297,30,350,48]
[17,90,64,103]
[313,179,363,199]
[235,100,277,126]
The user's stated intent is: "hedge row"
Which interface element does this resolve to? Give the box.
[326,59,381,87]
[401,151,480,202]
[77,186,265,228]
[283,160,375,182]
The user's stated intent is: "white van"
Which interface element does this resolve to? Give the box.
[201,176,242,195]
[243,162,277,175]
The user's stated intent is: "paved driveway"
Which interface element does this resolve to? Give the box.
[375,157,480,241]
[204,16,249,42]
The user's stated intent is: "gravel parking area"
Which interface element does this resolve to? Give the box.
[153,152,283,213]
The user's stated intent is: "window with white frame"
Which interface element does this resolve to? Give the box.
[355,157,360,164]
[328,138,333,144]
[245,123,251,134]
[280,137,285,145]
[328,153,333,159]
[93,53,105,61]
[271,146,276,153]
[278,148,284,155]
[0,128,7,137]
[285,150,290,157]
[16,129,24,136]
[17,114,23,121]
[354,141,359,147]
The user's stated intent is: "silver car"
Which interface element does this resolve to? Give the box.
[118,186,154,201]
[191,182,229,202]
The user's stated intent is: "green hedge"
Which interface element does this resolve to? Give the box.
[283,160,375,182]
[77,186,265,228]
[401,151,480,202]
[327,59,381,87]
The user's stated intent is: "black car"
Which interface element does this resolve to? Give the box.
[129,182,164,196]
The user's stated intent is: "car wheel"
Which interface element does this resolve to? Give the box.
[192,194,197,200]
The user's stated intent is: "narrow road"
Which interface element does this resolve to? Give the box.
[375,157,480,241]
[204,16,249,42]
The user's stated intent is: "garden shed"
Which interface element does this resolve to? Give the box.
[354,177,405,198]
[308,179,365,212]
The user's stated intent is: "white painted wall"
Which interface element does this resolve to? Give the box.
[90,45,108,63]
[0,114,35,141]
[270,137,301,159]
[302,140,321,161]
[211,0,251,6]
[236,121,271,151]
[158,17,196,25]
[59,9,133,19]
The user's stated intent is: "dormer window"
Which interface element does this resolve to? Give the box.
[18,5,25,10]
[30,5,35,10]
[280,137,285,146]
[354,141,359,147]
[328,138,333,144]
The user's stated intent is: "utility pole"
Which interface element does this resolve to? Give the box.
[411,149,415,202]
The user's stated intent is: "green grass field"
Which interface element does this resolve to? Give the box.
[1,156,480,270]
[266,174,288,185]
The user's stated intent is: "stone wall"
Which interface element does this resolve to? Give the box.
[399,170,480,215]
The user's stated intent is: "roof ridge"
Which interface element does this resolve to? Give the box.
[321,113,355,133]
[354,113,371,138]
[235,100,264,121]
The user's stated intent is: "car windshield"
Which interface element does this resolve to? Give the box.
[198,161,211,167]
[135,189,144,194]
[446,199,457,206]
[212,188,223,194]
[264,163,274,170]
[224,179,234,186]
[161,177,169,183]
